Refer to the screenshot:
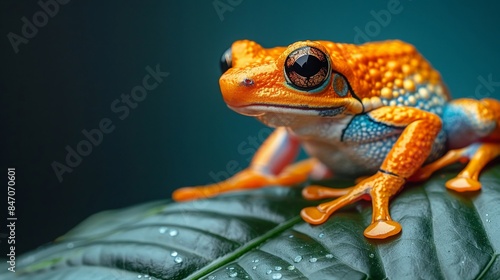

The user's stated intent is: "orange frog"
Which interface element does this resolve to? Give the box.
[173,40,500,239]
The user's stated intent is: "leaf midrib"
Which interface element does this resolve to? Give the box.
[185,215,304,279]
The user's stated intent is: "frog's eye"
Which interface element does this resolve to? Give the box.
[284,46,330,91]
[220,48,232,74]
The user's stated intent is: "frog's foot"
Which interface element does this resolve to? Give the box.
[446,143,500,192]
[172,169,270,201]
[410,143,500,192]
[173,158,318,201]
[301,172,405,239]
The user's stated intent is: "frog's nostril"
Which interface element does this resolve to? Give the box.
[220,47,232,74]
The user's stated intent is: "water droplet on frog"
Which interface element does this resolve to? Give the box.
[252,265,257,270]
[174,256,183,263]
[309,257,318,263]
[287,265,295,270]
[171,251,178,257]
[486,219,491,223]
[369,253,375,258]
[486,213,489,217]
[266,269,273,275]
[288,234,294,238]
[275,266,282,271]
[208,276,216,280]
[293,255,302,263]
[159,227,168,234]
[318,233,325,238]
[251,259,259,263]
[325,254,333,259]
[66,243,74,249]
[137,276,142,279]
[228,271,238,278]
[169,229,179,236]
[272,272,282,279]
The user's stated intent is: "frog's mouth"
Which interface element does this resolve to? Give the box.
[228,103,346,117]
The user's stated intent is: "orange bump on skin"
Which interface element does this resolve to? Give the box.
[403,79,416,92]
[381,87,392,99]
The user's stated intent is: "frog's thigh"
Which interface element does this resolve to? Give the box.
[412,98,500,191]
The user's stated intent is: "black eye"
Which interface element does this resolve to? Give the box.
[284,46,330,91]
[220,48,232,74]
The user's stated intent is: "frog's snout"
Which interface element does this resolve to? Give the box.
[220,47,232,74]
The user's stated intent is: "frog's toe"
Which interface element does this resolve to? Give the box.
[446,177,482,192]
[302,185,352,200]
[300,206,330,225]
[364,220,402,239]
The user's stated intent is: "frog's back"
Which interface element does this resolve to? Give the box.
[320,40,450,116]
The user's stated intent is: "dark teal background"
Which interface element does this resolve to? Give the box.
[1,0,499,254]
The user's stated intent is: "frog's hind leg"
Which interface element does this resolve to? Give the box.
[410,98,500,192]
[173,127,323,201]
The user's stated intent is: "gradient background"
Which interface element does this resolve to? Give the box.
[1,0,499,255]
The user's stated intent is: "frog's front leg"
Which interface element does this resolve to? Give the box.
[173,127,323,201]
[301,107,442,239]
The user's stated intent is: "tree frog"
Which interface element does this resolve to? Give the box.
[173,40,500,239]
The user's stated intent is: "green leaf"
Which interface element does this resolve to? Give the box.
[2,165,499,279]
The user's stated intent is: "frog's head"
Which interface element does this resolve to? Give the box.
[219,40,363,125]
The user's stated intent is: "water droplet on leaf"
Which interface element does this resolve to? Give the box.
[272,272,282,279]
[159,227,168,234]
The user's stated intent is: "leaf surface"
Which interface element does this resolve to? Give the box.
[2,165,499,279]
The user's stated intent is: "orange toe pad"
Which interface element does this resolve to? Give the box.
[363,220,402,239]
[446,177,482,192]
